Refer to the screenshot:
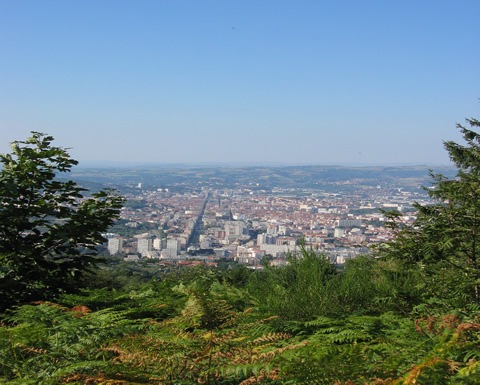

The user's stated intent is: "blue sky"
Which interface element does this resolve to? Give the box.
[1,1,479,166]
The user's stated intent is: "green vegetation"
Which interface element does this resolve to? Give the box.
[0,132,124,311]
[2,120,480,383]
[382,118,480,312]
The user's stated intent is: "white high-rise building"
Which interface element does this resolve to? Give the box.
[137,237,153,257]
[108,237,124,255]
[257,233,266,245]
[166,238,182,256]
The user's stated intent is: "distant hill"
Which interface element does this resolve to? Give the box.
[68,164,457,192]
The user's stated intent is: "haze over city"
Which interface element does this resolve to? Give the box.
[1,1,479,166]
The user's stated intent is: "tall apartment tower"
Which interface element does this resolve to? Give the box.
[137,237,153,257]
[166,238,182,256]
[107,237,124,255]
[257,233,266,245]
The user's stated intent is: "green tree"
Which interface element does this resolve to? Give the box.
[383,117,480,310]
[0,132,124,310]
[247,245,340,321]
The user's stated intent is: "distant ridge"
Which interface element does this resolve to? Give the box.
[76,160,454,169]
[69,164,458,192]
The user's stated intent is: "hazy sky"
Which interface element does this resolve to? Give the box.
[1,1,479,166]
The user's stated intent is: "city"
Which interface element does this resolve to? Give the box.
[2,0,479,381]
[95,165,440,268]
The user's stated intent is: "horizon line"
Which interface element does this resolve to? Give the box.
[74,160,455,169]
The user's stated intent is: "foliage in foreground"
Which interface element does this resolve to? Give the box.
[0,132,124,311]
[1,276,480,384]
[0,285,302,384]
[2,118,480,383]
[381,118,480,312]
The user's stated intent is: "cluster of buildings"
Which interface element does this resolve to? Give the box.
[103,183,429,267]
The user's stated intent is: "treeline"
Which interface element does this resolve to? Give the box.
[1,120,480,384]
[1,248,479,384]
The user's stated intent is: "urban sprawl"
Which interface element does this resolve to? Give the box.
[102,181,431,268]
